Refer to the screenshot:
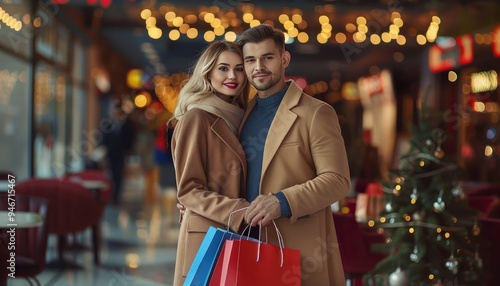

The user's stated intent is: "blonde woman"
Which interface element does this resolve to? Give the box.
[168,41,251,286]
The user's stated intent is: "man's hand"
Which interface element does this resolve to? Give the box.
[245,195,281,227]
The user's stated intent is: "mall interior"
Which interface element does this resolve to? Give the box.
[1,0,500,285]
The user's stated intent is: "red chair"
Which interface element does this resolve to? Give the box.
[0,194,49,286]
[333,212,387,286]
[63,170,112,264]
[16,178,105,268]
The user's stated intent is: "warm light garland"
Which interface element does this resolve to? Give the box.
[0,6,23,32]
[140,4,441,47]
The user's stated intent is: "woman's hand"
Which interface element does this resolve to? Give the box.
[177,203,186,215]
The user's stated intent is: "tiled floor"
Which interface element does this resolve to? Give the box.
[9,169,180,286]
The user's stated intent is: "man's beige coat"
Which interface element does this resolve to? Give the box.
[239,81,351,286]
[171,108,250,286]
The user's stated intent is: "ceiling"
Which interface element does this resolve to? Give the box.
[62,0,500,83]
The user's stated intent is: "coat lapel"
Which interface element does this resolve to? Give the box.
[211,117,247,186]
[261,81,301,177]
[238,97,257,135]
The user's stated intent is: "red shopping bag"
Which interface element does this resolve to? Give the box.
[218,238,301,285]
[208,243,224,286]
[209,241,238,286]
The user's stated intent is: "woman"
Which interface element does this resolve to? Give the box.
[168,41,251,286]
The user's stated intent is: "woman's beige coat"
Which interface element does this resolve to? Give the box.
[239,81,351,286]
[171,108,250,286]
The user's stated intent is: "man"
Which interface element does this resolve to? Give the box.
[177,24,350,285]
[237,24,350,286]
[102,103,135,204]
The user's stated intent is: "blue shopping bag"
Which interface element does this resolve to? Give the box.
[183,226,240,286]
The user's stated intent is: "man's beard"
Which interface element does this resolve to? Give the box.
[252,73,281,91]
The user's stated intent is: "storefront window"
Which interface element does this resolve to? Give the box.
[34,63,55,178]
[0,1,32,180]
[462,69,500,182]
[69,85,87,171]
[0,51,31,180]
[55,25,69,66]
[68,40,87,171]
[35,12,55,61]
[0,1,88,180]
[34,63,68,178]
[73,39,86,82]
[0,1,32,58]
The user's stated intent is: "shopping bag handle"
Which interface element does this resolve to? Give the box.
[269,220,285,267]
[240,220,285,267]
[227,207,249,231]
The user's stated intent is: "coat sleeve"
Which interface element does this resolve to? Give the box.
[171,111,249,232]
[284,103,351,223]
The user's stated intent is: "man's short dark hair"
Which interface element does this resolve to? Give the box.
[236,24,285,52]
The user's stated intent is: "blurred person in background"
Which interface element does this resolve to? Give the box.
[102,102,136,204]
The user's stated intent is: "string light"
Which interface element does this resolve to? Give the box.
[137,5,438,48]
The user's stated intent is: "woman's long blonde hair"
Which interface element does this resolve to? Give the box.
[171,41,249,123]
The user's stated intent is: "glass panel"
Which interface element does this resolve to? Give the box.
[35,10,55,60]
[68,85,87,172]
[0,0,31,57]
[72,39,86,83]
[462,70,500,182]
[34,63,70,178]
[54,72,67,176]
[55,25,69,66]
[0,50,31,180]
[34,63,54,178]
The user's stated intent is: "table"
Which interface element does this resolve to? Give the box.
[0,210,43,285]
[0,211,43,229]
[67,177,107,189]
[67,177,108,202]
[0,181,11,192]
[79,180,108,191]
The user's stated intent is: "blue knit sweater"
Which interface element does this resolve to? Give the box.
[240,83,291,217]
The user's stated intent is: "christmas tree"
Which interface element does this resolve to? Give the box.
[363,126,484,286]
